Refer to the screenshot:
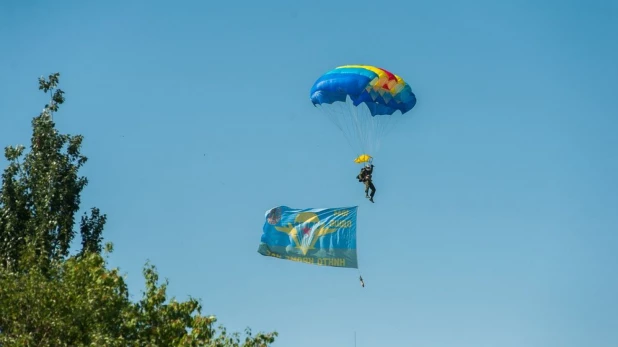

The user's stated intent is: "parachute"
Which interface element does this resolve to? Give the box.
[310,65,417,164]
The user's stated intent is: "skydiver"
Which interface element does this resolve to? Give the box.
[356,164,375,203]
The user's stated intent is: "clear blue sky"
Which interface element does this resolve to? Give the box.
[1,0,617,346]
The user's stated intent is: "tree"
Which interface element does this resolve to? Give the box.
[0,72,104,272]
[0,73,277,346]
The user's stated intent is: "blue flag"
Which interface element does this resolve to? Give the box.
[257,206,358,268]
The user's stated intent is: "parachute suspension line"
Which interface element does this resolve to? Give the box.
[346,98,378,159]
[344,98,393,160]
[318,102,359,157]
[345,98,368,156]
[325,101,362,159]
[340,100,364,154]
[382,111,403,143]
[317,100,369,159]
[316,99,407,163]
[316,104,354,154]
[341,98,367,155]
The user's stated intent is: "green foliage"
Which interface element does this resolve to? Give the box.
[0,249,130,346]
[0,72,100,272]
[0,246,277,346]
[0,73,278,346]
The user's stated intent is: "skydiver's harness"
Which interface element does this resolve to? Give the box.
[357,167,373,182]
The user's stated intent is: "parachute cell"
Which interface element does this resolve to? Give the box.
[310,65,417,162]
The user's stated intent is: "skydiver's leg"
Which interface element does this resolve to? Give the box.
[364,181,370,198]
[368,181,375,202]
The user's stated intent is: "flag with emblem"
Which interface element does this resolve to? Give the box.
[257,205,358,268]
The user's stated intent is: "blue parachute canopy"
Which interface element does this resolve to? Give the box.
[310,65,416,116]
[309,65,418,161]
